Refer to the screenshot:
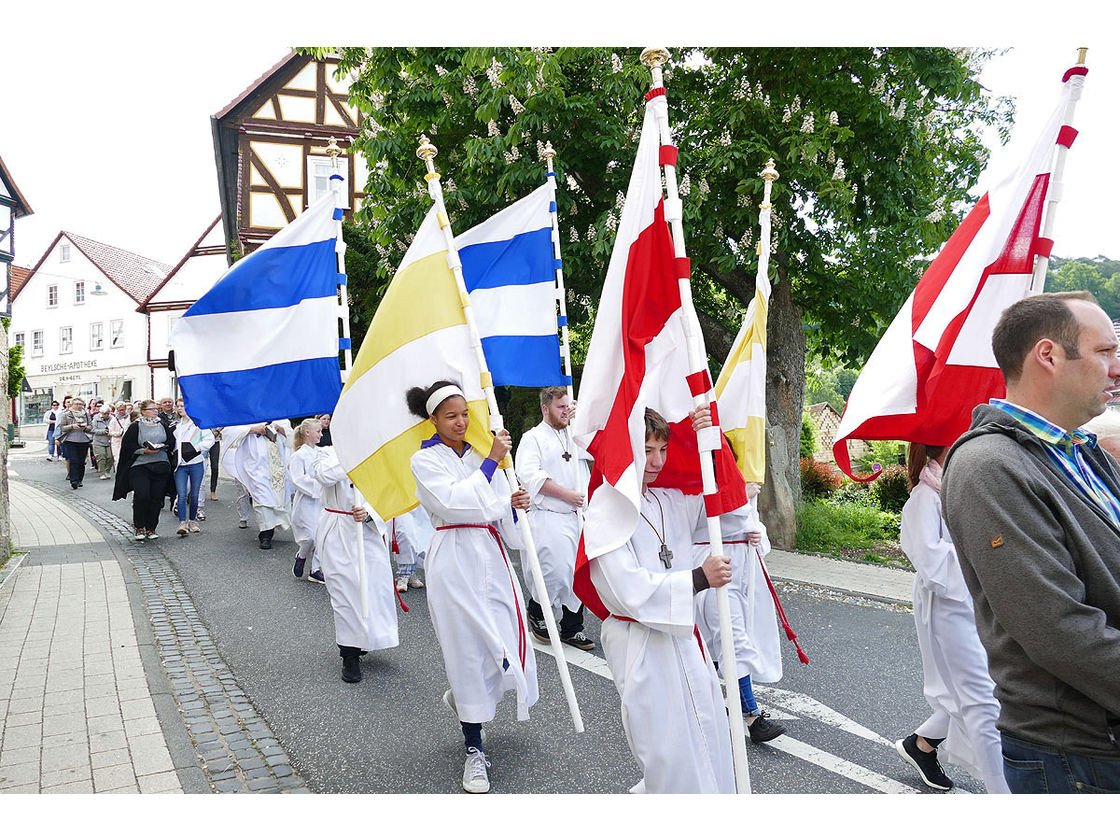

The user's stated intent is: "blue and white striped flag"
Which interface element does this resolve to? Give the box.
[456,183,568,387]
[171,193,343,428]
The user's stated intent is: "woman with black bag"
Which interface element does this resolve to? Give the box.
[113,400,178,540]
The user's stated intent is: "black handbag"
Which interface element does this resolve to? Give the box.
[181,441,201,463]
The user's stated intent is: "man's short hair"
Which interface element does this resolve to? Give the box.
[644,408,670,441]
[992,291,1098,383]
[540,386,567,407]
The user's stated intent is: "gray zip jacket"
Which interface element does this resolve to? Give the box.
[943,403,1120,758]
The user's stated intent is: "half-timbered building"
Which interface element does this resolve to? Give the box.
[211,51,367,260]
[0,154,34,318]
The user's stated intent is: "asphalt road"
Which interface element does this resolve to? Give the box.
[14,452,986,794]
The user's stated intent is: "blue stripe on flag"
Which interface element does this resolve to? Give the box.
[185,239,339,316]
[548,201,557,212]
[546,172,556,178]
[481,334,565,388]
[332,208,344,220]
[179,358,342,429]
[459,227,554,291]
[339,337,351,350]
[553,258,563,270]
[337,273,347,285]
[557,315,568,327]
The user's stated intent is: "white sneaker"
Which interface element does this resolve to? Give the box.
[461,748,490,794]
[408,572,425,589]
[395,575,408,593]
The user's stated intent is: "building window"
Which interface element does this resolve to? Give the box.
[47,284,58,307]
[60,326,73,354]
[90,322,104,351]
[75,281,86,304]
[60,243,71,263]
[32,330,44,357]
[110,319,124,349]
[13,332,23,347]
[307,155,349,208]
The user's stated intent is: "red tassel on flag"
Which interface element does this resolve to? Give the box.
[758,549,809,665]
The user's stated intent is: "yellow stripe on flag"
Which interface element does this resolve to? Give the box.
[716,283,770,482]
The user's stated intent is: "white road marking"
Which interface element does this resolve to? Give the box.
[765,735,921,794]
[755,685,893,746]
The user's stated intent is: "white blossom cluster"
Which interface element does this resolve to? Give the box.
[566,174,579,192]
[375,243,388,257]
[781,106,792,124]
[586,223,597,239]
[605,210,619,231]
[463,76,478,98]
[504,145,521,165]
[829,110,839,126]
[615,190,626,210]
[435,65,448,77]
[891,99,907,119]
[871,76,886,96]
[509,95,525,115]
[739,229,753,252]
[487,120,499,137]
[733,78,753,100]
[826,148,836,165]
[737,193,750,208]
[570,227,579,242]
[801,113,815,133]
[536,140,547,161]
[832,158,846,180]
[714,222,724,240]
[487,57,504,88]
[850,182,859,204]
[611,53,623,74]
[719,130,731,145]
[699,177,710,195]
[678,173,691,195]
[790,95,801,114]
[442,92,452,107]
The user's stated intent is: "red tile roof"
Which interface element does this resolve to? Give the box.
[61,232,172,304]
[9,265,31,298]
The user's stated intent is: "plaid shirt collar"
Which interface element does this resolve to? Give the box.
[989,399,1098,455]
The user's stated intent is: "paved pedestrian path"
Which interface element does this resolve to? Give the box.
[767,549,915,605]
[0,485,182,793]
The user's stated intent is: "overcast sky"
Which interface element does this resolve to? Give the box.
[3,6,1115,272]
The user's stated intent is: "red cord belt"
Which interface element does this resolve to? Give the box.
[436,524,527,669]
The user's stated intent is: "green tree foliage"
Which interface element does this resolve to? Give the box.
[1044,256,1120,319]
[800,412,818,458]
[314,47,1009,544]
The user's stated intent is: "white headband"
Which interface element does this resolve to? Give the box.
[426,385,465,416]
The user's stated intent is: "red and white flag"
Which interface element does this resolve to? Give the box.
[572,89,745,619]
[833,64,1087,479]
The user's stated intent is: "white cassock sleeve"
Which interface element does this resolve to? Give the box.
[514,430,549,500]
[412,452,514,524]
[288,449,321,497]
[900,486,969,603]
[590,545,696,638]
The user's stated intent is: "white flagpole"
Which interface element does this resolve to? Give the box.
[325,138,369,621]
[542,143,576,403]
[641,47,751,794]
[1029,47,1089,294]
[416,136,585,733]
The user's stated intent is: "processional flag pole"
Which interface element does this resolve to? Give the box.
[326,138,369,620]
[542,142,576,403]
[416,136,585,734]
[1030,47,1089,293]
[640,46,752,794]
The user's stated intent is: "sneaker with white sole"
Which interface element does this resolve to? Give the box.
[395,575,409,593]
[147,531,159,540]
[407,572,425,589]
[895,734,954,790]
[134,529,147,541]
[461,748,490,794]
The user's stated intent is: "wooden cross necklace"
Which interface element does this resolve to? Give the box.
[640,489,673,568]
[553,427,572,462]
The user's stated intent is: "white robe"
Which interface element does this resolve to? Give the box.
[390,505,435,570]
[900,482,1009,794]
[693,501,783,683]
[288,444,326,563]
[515,421,590,611]
[589,487,735,794]
[312,449,399,652]
[411,440,538,723]
[222,422,293,532]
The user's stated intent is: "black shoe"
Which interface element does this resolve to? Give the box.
[895,734,953,790]
[747,711,786,744]
[293,556,305,578]
[340,648,362,683]
[528,615,549,644]
[258,529,274,550]
[560,631,595,651]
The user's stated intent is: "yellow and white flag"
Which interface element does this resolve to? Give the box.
[714,267,769,484]
[332,208,493,522]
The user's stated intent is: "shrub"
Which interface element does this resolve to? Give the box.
[873,464,911,513]
[800,413,818,459]
[833,479,875,506]
[796,498,900,553]
[800,456,841,498]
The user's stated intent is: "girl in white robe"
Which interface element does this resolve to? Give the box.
[312,447,399,683]
[895,443,1009,793]
[588,407,736,794]
[693,484,787,743]
[288,419,326,582]
[406,380,535,795]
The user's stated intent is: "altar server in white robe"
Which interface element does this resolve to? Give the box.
[407,380,536,795]
[222,420,293,550]
[515,385,593,650]
[312,447,399,684]
[693,481,787,744]
[390,504,434,592]
[894,442,1009,794]
[588,407,736,794]
[288,418,326,583]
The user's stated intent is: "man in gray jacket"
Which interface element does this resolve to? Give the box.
[943,291,1120,793]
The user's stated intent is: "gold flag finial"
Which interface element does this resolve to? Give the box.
[543,141,557,162]
[417,135,440,181]
[760,158,780,183]
[640,47,671,68]
[1077,47,1088,65]
[325,137,343,160]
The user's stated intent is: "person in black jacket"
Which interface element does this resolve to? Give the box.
[114,400,178,540]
